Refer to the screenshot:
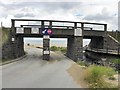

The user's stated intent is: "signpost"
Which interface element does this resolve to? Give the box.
[42,29,52,60]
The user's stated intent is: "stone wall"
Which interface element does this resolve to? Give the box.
[108,31,120,43]
[89,34,120,50]
[89,37,104,49]
[106,34,120,50]
[67,36,83,61]
[2,29,25,60]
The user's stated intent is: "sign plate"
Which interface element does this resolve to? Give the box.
[31,28,39,34]
[12,38,15,41]
[44,51,49,54]
[74,28,82,36]
[42,29,52,35]
[16,27,24,33]
[43,35,50,39]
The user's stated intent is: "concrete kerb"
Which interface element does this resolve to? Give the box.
[0,54,27,66]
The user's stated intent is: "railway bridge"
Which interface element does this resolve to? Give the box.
[2,19,120,61]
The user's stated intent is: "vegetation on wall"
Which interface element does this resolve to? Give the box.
[0,27,10,47]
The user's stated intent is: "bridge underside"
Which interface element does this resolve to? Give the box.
[8,34,107,61]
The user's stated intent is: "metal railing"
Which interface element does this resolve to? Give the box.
[11,19,107,32]
[86,47,120,55]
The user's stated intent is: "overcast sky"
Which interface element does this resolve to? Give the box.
[0,0,119,31]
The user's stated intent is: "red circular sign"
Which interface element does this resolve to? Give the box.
[47,29,52,34]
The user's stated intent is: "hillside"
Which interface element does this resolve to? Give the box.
[0,27,10,47]
[107,31,120,43]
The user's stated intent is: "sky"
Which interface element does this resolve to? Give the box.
[0,0,119,31]
[24,38,91,47]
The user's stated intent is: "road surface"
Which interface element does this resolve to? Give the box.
[2,46,80,88]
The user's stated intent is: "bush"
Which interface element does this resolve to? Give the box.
[50,46,67,53]
[60,47,67,53]
[83,65,116,88]
[109,58,120,73]
[50,46,58,51]
[109,58,120,64]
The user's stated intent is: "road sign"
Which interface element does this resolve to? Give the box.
[42,29,52,35]
[47,29,52,34]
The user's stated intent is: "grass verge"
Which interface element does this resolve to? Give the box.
[83,65,117,88]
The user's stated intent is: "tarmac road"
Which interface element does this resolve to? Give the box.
[2,46,81,88]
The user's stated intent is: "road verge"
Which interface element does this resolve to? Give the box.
[0,54,27,66]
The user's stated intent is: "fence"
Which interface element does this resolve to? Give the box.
[86,47,120,55]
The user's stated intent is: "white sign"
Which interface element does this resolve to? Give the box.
[69,27,73,29]
[44,51,49,54]
[43,35,50,39]
[16,27,24,33]
[31,28,39,34]
[74,28,82,36]
[45,26,49,28]
[11,38,15,41]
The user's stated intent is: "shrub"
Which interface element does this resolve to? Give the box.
[50,46,58,51]
[83,65,116,88]
[109,58,120,64]
[50,46,67,53]
[60,47,67,53]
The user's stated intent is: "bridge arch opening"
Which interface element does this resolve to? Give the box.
[23,37,43,59]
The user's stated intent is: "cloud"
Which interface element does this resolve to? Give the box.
[14,13,35,18]
[83,8,118,30]
[83,8,113,21]
[1,2,81,12]
[0,0,119,31]
[0,2,81,20]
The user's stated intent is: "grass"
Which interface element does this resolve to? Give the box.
[107,58,120,73]
[50,46,67,53]
[0,27,10,47]
[83,65,117,88]
[77,61,89,67]
[109,58,120,64]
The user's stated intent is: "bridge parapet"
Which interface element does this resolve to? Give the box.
[11,19,107,38]
[11,19,107,34]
